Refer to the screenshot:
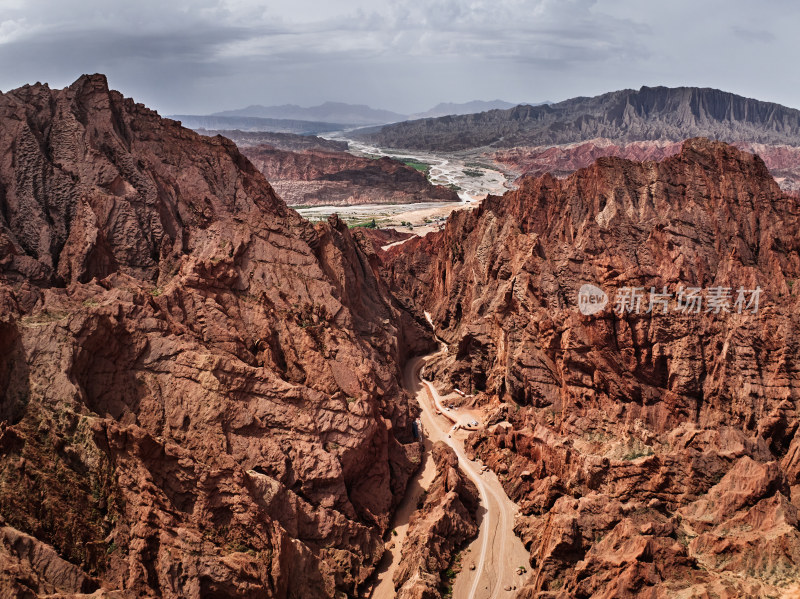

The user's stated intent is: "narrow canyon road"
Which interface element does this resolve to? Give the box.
[414,356,531,598]
[380,236,415,251]
[371,328,530,598]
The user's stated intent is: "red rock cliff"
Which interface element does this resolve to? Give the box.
[0,74,433,598]
[494,139,800,192]
[382,139,800,597]
[244,146,459,207]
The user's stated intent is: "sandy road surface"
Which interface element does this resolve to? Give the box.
[416,357,531,598]
[381,236,415,251]
[370,325,529,598]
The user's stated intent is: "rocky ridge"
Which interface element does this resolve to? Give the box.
[0,74,436,598]
[380,138,800,597]
[195,129,349,152]
[494,139,800,192]
[393,442,479,599]
[357,86,800,152]
[242,145,460,207]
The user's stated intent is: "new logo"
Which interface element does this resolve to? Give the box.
[578,284,608,315]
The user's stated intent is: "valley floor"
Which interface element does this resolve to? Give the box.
[371,335,530,599]
[295,137,514,235]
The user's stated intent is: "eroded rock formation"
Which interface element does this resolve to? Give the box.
[242,146,459,207]
[494,139,800,192]
[357,86,800,151]
[0,74,434,598]
[394,442,479,599]
[381,139,800,597]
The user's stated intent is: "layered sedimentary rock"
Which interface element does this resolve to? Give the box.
[242,145,459,207]
[357,86,800,151]
[360,228,415,249]
[195,129,349,152]
[494,139,800,192]
[0,75,434,598]
[381,139,800,597]
[393,442,479,599]
[493,141,684,180]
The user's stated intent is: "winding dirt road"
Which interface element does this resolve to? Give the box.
[371,322,530,598]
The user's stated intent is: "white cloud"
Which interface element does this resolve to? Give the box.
[0,18,30,44]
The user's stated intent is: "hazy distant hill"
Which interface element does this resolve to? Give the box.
[411,99,518,119]
[355,86,800,151]
[195,129,348,152]
[203,100,541,127]
[169,114,345,135]
[179,100,546,132]
[211,101,407,126]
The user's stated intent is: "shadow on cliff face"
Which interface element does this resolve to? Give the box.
[0,320,117,592]
[68,314,148,425]
[0,74,448,599]
[0,320,29,425]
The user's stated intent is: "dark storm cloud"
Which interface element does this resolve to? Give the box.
[0,0,275,78]
[0,0,796,114]
[2,27,251,66]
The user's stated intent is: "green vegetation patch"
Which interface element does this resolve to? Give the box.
[397,158,432,175]
[465,161,495,170]
[20,311,69,326]
[348,218,378,229]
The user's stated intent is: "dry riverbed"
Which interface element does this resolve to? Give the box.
[294,138,514,235]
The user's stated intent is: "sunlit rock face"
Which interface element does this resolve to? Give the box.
[0,74,434,598]
[380,138,800,598]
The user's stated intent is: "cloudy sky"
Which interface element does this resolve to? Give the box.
[0,0,795,115]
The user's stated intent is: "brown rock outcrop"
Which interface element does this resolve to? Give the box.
[382,139,800,597]
[243,146,459,207]
[359,228,415,250]
[0,521,100,598]
[394,442,479,599]
[0,75,434,598]
[195,129,349,152]
[357,86,800,151]
[494,139,800,192]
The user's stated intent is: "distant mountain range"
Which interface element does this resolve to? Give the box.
[168,114,345,135]
[211,101,407,126]
[194,129,349,151]
[354,86,800,151]
[410,100,522,119]
[173,99,531,132]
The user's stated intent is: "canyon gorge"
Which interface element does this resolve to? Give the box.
[1,76,800,599]
[379,138,800,598]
